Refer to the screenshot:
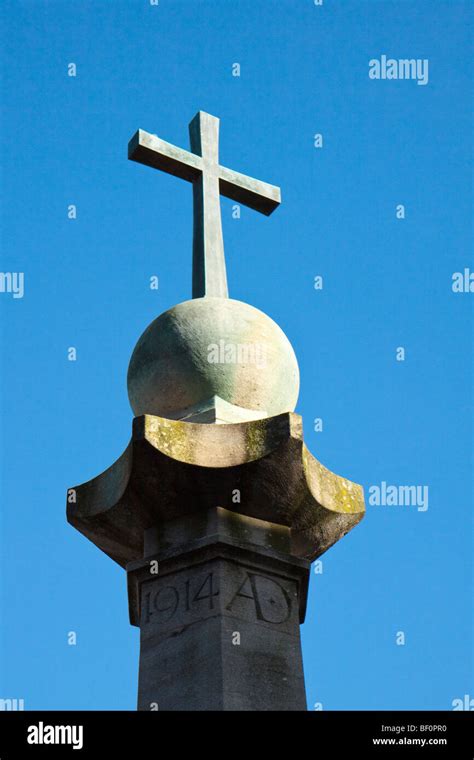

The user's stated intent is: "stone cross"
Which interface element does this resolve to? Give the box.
[128,111,281,298]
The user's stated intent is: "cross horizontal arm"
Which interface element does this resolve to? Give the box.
[128,129,202,183]
[129,129,281,216]
[219,167,281,216]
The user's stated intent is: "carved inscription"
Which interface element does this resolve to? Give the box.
[142,569,292,627]
[143,572,218,625]
[225,572,291,624]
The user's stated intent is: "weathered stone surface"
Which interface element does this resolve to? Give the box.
[127,297,299,421]
[142,507,294,562]
[67,412,364,568]
[127,508,309,711]
[164,395,268,424]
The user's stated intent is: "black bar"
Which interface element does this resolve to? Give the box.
[0,710,472,757]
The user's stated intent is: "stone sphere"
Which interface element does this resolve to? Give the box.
[127,297,299,419]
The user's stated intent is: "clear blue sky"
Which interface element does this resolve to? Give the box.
[0,0,472,710]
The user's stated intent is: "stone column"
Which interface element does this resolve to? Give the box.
[127,508,309,711]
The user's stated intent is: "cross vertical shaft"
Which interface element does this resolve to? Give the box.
[189,112,228,298]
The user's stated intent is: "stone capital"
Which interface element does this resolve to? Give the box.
[67,412,365,566]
